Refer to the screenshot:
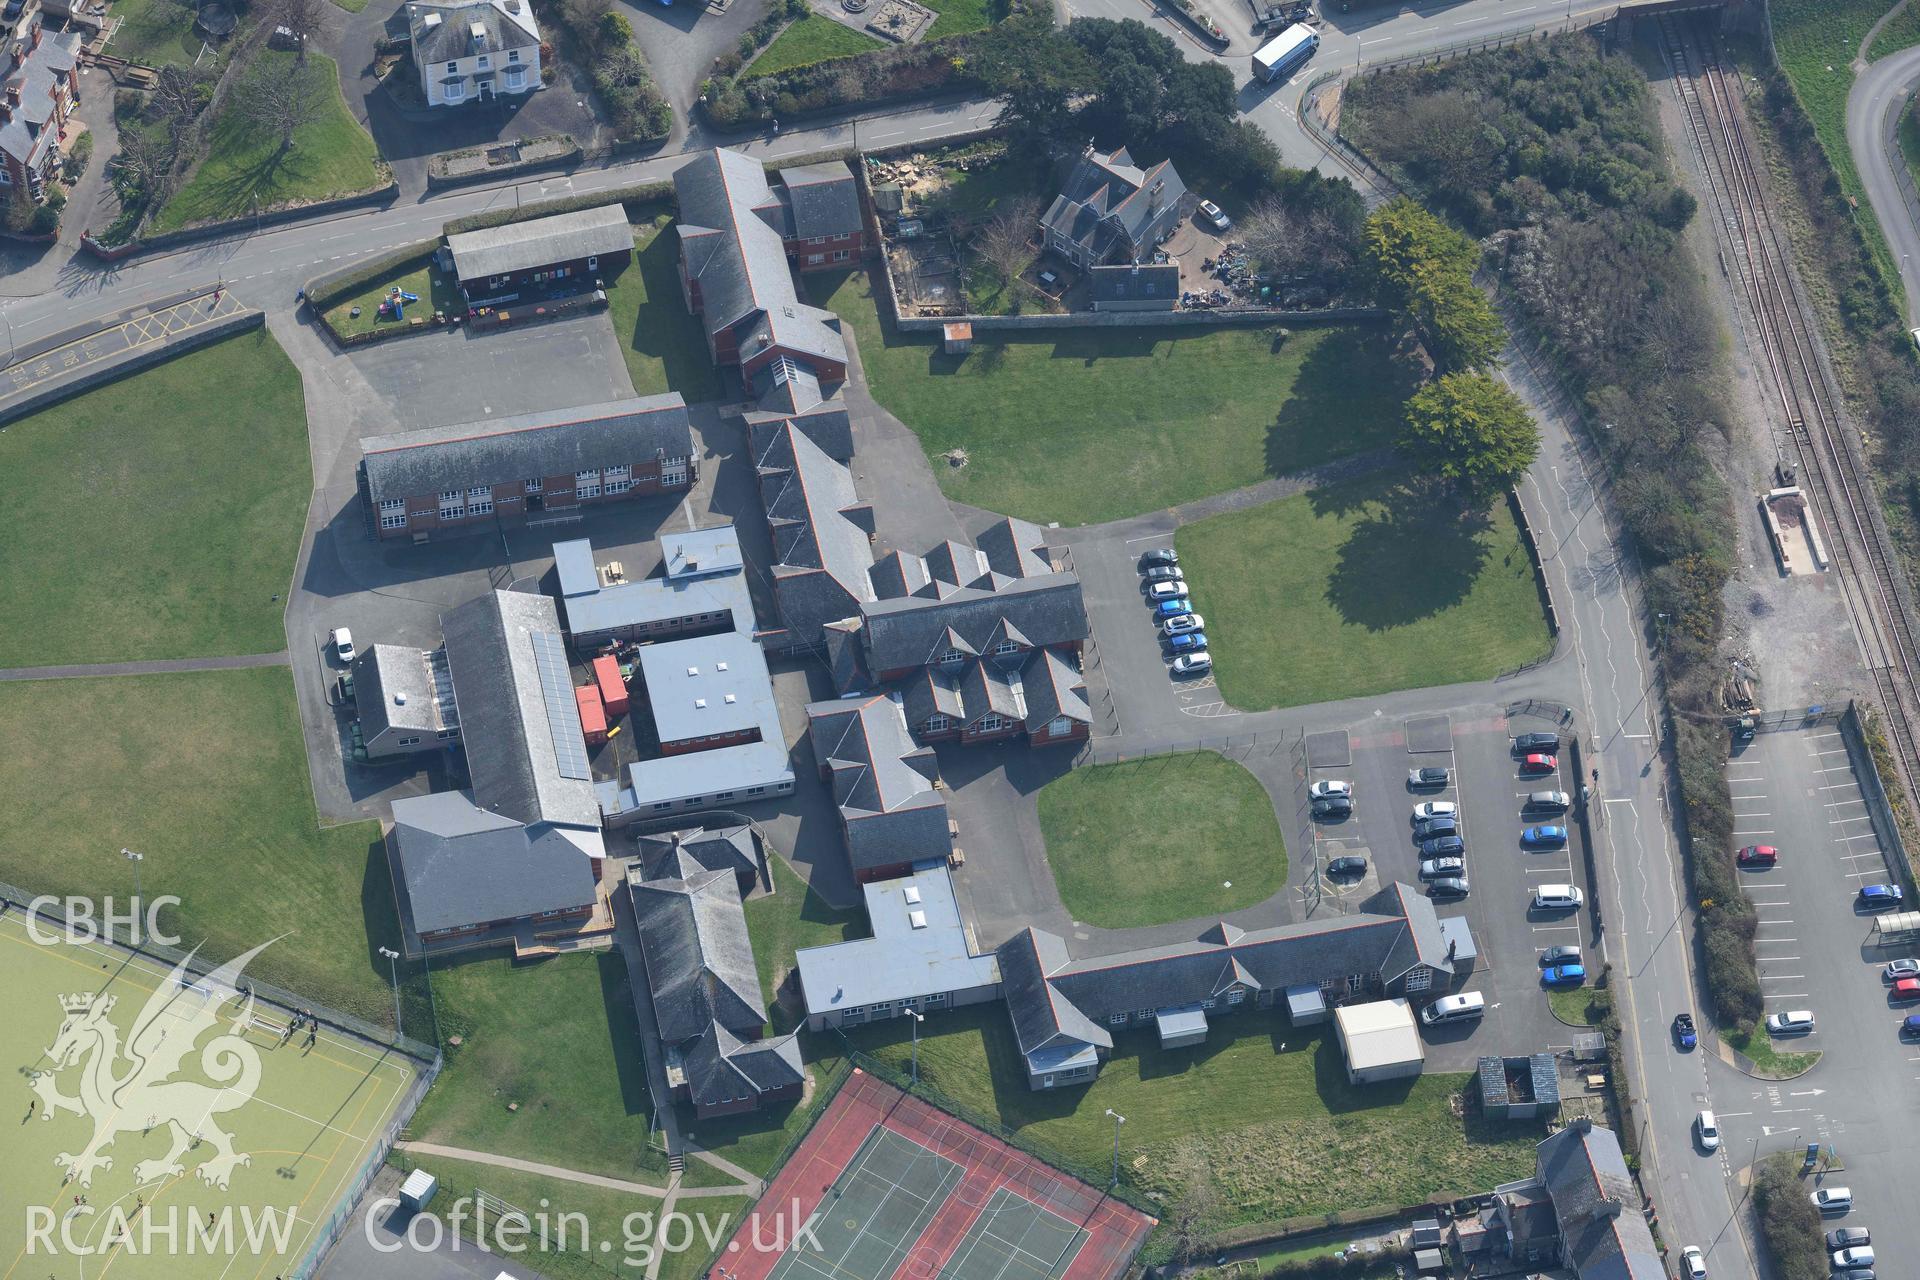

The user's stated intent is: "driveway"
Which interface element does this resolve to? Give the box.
[621,0,773,126]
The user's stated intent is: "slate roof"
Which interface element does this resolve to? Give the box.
[1021,648,1090,732]
[976,518,1054,579]
[629,869,769,1043]
[673,148,847,368]
[756,420,874,645]
[0,28,80,170]
[1535,1121,1664,1280]
[805,694,953,873]
[389,790,598,937]
[441,590,600,829]
[745,384,853,461]
[1040,145,1189,264]
[354,644,458,743]
[997,929,1113,1057]
[860,573,1088,675]
[680,1022,804,1108]
[637,825,761,885]
[1089,263,1179,307]
[446,202,623,284]
[777,162,863,240]
[360,394,692,504]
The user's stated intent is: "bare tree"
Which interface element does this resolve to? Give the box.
[972,195,1041,295]
[273,0,325,63]
[150,65,211,138]
[1239,194,1356,283]
[562,0,614,50]
[109,128,177,201]
[236,57,318,152]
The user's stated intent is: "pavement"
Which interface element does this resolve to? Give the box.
[0,651,289,680]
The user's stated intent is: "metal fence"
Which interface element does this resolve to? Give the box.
[1073,734,1294,768]
[1841,700,1916,894]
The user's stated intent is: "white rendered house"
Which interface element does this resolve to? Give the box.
[407,0,540,109]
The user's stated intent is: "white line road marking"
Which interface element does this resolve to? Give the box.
[1760,974,1807,980]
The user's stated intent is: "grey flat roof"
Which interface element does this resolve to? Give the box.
[797,864,999,1015]
[554,538,599,598]
[622,739,795,808]
[557,535,757,640]
[662,526,744,579]
[447,203,632,282]
[637,632,781,746]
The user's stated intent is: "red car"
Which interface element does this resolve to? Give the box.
[1521,753,1557,774]
[1736,845,1779,867]
[1894,977,1920,1002]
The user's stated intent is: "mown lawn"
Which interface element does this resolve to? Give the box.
[0,330,310,665]
[849,1005,1539,1241]
[411,952,672,1183]
[1723,1020,1823,1079]
[0,670,398,1023]
[1037,754,1287,928]
[814,270,1412,525]
[1177,474,1554,711]
[743,853,865,1034]
[605,215,727,404]
[104,0,204,67]
[1546,985,1600,1026]
[746,15,882,78]
[322,253,462,335]
[924,0,1004,39]
[151,51,380,232]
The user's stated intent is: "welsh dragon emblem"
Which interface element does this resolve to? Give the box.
[31,940,274,1191]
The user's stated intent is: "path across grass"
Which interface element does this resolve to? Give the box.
[1037,753,1287,928]
[1177,474,1554,711]
[0,329,310,666]
[814,271,1411,525]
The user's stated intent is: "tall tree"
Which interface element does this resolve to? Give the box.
[272,0,324,63]
[976,12,1090,149]
[973,195,1042,298]
[236,56,318,152]
[1364,197,1505,373]
[1400,371,1540,502]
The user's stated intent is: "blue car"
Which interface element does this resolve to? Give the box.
[1861,884,1906,909]
[1155,598,1194,618]
[1543,963,1586,987]
[1904,1014,1920,1038]
[1166,632,1208,653]
[1673,1012,1697,1050]
[1522,825,1568,846]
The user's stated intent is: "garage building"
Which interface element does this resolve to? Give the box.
[1333,998,1425,1085]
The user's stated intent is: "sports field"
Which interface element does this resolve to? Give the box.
[0,907,423,1280]
[720,1071,1153,1280]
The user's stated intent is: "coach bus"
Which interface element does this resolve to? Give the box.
[1253,22,1319,84]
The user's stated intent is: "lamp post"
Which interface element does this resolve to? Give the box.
[908,1010,925,1085]
[121,848,144,910]
[1104,1109,1125,1187]
[378,946,402,1037]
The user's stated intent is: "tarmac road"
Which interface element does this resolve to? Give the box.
[1847,41,1920,324]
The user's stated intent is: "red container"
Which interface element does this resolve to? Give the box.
[592,654,630,717]
[575,683,608,745]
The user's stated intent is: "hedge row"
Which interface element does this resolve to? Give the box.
[304,237,442,311]
[1750,1154,1827,1280]
[440,181,672,235]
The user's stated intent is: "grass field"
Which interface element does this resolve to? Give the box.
[745,15,883,78]
[923,0,1002,38]
[410,952,672,1183]
[1036,754,1287,928]
[605,216,727,404]
[743,855,864,1034]
[0,670,401,1025]
[1177,475,1553,711]
[849,1005,1538,1240]
[151,51,380,233]
[322,254,462,336]
[812,271,1411,525]
[0,911,420,1280]
[0,330,310,666]
[1546,985,1600,1026]
[1723,1021,1823,1079]
[103,0,204,67]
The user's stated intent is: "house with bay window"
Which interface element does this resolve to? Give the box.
[0,24,82,207]
[407,0,540,109]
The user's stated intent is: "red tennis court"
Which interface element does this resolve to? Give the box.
[709,1070,1155,1280]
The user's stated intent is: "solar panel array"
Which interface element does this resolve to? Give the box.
[530,629,591,780]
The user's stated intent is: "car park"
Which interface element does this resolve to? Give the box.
[1415,815,1459,839]
[1310,780,1353,799]
[1147,580,1190,601]
[1520,753,1557,774]
[1541,945,1582,966]
[1312,796,1352,818]
[1139,547,1178,569]
[1736,844,1779,867]
[1326,855,1368,877]
[1892,977,1920,1002]
[1412,800,1458,821]
[1408,766,1450,788]
[1420,991,1485,1025]
[1162,613,1205,634]
[1522,825,1568,846]
[1419,835,1465,858]
[1672,1012,1697,1049]
[1679,1245,1706,1279]
[1419,856,1466,881]
[1165,632,1208,653]
[1514,731,1560,753]
[1171,653,1213,677]
[1524,790,1570,812]
[1860,884,1905,908]
[1811,1187,1853,1213]
[1542,962,1586,987]
[1143,565,1184,583]
[1156,599,1197,618]
[1694,1110,1719,1151]
[1886,958,1920,981]
[1427,876,1470,899]
[1832,1246,1875,1269]
[1198,199,1231,231]
[1767,1009,1817,1035]
[1531,884,1583,910]
[330,627,355,662]
[1827,1229,1872,1251]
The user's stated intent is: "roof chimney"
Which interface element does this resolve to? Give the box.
[1595,1196,1623,1221]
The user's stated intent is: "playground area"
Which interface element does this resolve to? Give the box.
[716,1070,1155,1280]
[0,904,428,1280]
[321,254,462,337]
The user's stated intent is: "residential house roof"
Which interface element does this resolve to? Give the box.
[805,693,953,873]
[445,201,622,283]
[359,394,693,505]
[1040,145,1189,265]
[628,869,769,1044]
[408,0,540,66]
[0,28,80,171]
[1536,1120,1664,1280]
[1089,263,1180,307]
[388,790,599,937]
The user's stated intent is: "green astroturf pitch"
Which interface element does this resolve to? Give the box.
[0,909,421,1280]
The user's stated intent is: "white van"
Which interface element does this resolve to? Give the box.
[1533,884,1584,910]
[1420,991,1486,1026]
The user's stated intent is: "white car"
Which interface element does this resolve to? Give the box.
[1147,579,1190,601]
[1810,1186,1853,1213]
[1198,199,1231,231]
[1413,800,1458,821]
[1171,652,1212,676]
[331,627,356,662]
[1831,1245,1874,1269]
[1766,1009,1816,1035]
[1162,613,1205,636]
[1679,1245,1706,1279]
[1887,957,1920,981]
[1309,780,1352,800]
[1695,1110,1719,1151]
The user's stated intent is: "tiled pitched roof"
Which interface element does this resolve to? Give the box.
[0,29,80,169]
[778,161,864,240]
[756,421,873,645]
[805,694,953,873]
[629,870,769,1044]
[1039,145,1190,263]
[389,791,599,937]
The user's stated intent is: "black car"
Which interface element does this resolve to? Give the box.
[1415,816,1460,840]
[1419,835,1465,857]
[1428,876,1470,899]
[1138,547,1179,569]
[1408,766,1450,788]
[1514,731,1560,754]
[1826,1228,1871,1251]
[1326,854,1368,877]
[1312,796,1353,819]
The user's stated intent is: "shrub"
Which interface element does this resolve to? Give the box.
[1750,1155,1828,1280]
[66,131,94,179]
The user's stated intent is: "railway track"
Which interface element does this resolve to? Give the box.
[1656,14,1920,811]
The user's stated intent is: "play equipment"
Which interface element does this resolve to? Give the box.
[377,285,422,320]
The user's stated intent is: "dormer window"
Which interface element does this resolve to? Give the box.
[939,649,965,664]
[991,641,1020,656]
